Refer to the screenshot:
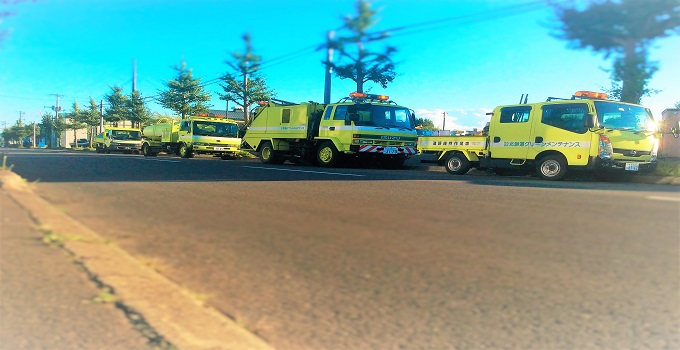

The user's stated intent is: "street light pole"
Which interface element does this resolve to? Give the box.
[442,111,446,132]
[324,30,335,104]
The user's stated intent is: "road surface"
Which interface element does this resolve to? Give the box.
[3,148,679,349]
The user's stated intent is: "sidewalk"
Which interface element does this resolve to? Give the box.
[0,170,274,350]
[0,188,150,349]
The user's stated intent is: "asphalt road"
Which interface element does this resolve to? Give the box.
[3,148,679,349]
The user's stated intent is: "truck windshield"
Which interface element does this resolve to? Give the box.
[594,101,654,132]
[111,130,141,140]
[346,104,415,130]
[193,121,239,137]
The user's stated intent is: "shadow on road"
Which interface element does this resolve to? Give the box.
[2,149,677,193]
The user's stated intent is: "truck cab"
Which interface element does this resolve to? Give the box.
[418,91,658,180]
[94,127,143,154]
[242,93,418,168]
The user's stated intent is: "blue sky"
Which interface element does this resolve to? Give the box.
[1,0,678,132]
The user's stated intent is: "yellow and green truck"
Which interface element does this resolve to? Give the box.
[241,92,418,168]
[94,127,143,154]
[141,116,241,159]
[418,91,659,180]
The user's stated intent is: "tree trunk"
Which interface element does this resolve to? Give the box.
[619,43,644,104]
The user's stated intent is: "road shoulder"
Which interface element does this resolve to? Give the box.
[0,169,273,350]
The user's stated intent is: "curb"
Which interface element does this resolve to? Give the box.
[0,170,273,350]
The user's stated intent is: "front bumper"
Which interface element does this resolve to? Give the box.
[193,145,239,153]
[349,145,416,155]
[590,157,657,172]
[110,143,141,151]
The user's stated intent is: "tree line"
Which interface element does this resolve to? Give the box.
[2,0,678,145]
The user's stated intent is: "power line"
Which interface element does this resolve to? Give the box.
[376,0,553,38]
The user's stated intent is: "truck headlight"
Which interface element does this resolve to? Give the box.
[598,134,613,160]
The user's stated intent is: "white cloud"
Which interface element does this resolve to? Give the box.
[415,107,491,131]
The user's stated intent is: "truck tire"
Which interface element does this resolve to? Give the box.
[104,145,111,154]
[142,144,157,157]
[536,155,567,180]
[317,141,339,167]
[444,152,471,175]
[179,143,194,158]
[259,142,277,164]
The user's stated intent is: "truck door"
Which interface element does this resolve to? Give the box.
[318,105,352,151]
[178,120,191,143]
[488,106,533,160]
[528,103,592,165]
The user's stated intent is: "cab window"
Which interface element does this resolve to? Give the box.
[281,109,291,124]
[323,107,333,120]
[500,107,531,123]
[541,104,589,134]
[333,105,348,121]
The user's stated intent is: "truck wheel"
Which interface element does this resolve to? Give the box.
[444,152,471,175]
[536,155,567,180]
[179,143,194,158]
[142,144,157,157]
[104,146,111,154]
[259,142,276,164]
[317,141,339,167]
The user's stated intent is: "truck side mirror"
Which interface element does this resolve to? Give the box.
[347,113,359,125]
[585,113,598,129]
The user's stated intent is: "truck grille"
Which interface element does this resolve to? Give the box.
[613,148,650,157]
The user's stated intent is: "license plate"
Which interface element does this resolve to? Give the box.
[124,147,131,150]
[213,147,226,151]
[625,163,639,171]
[383,146,398,154]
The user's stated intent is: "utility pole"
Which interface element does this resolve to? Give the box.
[131,58,137,128]
[442,111,446,132]
[18,111,25,125]
[132,58,137,93]
[50,94,63,148]
[99,100,104,133]
[324,30,335,104]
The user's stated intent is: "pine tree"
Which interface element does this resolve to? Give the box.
[67,101,86,147]
[551,0,680,104]
[127,90,153,128]
[104,86,129,125]
[83,98,103,147]
[157,62,212,119]
[325,0,397,93]
[218,33,274,123]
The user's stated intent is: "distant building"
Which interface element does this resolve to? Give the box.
[660,108,680,158]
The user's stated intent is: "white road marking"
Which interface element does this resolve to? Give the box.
[646,196,680,202]
[135,158,181,163]
[242,165,365,177]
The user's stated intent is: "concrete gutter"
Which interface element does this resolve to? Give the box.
[0,169,273,350]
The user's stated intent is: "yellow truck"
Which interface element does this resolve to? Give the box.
[418,91,659,180]
[94,127,143,154]
[241,92,418,168]
[141,116,240,159]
